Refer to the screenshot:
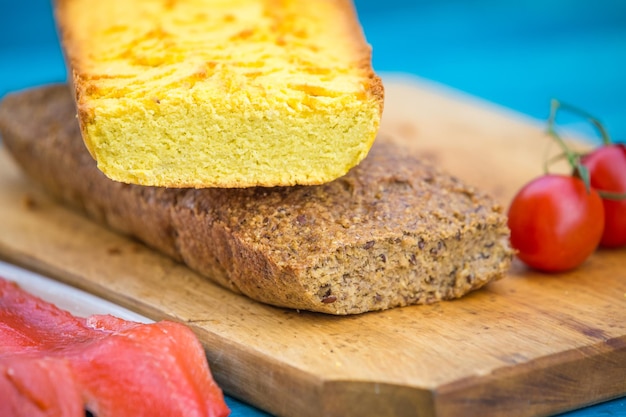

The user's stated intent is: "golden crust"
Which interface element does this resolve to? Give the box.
[53,0,384,188]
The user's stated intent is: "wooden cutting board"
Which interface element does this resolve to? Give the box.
[0,76,625,417]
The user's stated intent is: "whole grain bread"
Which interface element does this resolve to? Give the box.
[54,0,383,188]
[0,85,513,315]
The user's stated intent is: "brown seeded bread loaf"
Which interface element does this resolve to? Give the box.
[0,85,514,315]
[54,0,383,188]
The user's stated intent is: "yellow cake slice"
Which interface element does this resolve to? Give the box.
[54,0,384,188]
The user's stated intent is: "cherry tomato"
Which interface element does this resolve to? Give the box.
[507,174,605,272]
[580,144,626,248]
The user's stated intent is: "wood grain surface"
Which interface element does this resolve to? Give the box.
[0,76,625,417]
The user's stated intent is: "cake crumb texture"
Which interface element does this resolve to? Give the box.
[54,0,384,188]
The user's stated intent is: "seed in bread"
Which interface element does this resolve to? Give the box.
[53,0,384,188]
[0,85,514,315]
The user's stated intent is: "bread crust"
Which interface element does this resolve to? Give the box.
[0,85,513,314]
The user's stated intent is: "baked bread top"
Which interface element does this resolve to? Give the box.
[54,0,384,188]
[0,85,513,315]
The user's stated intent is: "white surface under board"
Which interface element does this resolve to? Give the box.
[0,259,152,323]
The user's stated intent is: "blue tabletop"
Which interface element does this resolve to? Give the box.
[1,1,625,416]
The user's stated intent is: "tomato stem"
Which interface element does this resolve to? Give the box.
[549,99,612,145]
[598,190,626,200]
[546,99,592,192]
[545,99,626,202]
[547,99,581,169]
[542,150,569,173]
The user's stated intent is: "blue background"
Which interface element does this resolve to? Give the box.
[1,0,625,415]
[1,0,625,141]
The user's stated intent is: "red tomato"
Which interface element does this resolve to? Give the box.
[507,174,605,272]
[580,144,626,248]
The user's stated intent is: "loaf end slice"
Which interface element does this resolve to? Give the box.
[177,149,514,314]
[54,0,384,188]
[0,85,513,315]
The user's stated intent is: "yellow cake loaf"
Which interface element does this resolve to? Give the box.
[54,0,384,188]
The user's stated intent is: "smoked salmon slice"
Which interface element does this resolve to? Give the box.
[0,277,230,417]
